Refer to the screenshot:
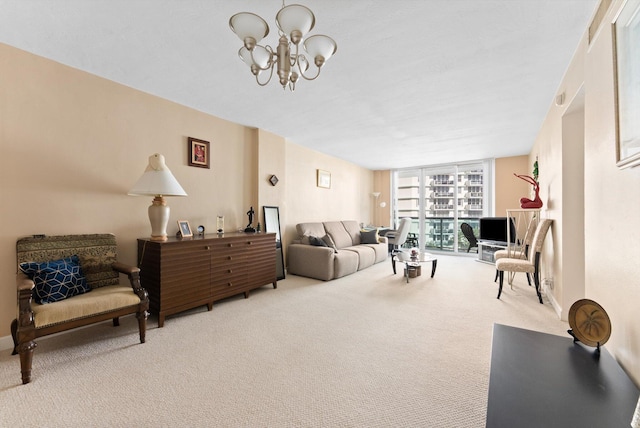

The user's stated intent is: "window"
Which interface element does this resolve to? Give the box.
[392,160,493,253]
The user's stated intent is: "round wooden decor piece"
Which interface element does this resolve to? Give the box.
[568,299,611,347]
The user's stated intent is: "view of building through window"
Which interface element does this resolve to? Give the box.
[393,162,491,253]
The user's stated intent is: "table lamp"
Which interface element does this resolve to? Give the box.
[128,153,187,241]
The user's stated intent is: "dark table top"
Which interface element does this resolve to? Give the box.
[486,324,639,428]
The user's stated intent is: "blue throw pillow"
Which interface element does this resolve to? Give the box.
[20,255,91,304]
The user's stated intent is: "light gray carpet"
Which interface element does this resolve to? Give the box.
[0,255,568,427]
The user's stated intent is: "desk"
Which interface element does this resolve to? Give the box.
[486,324,639,428]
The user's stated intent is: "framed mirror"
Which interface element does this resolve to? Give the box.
[263,206,285,280]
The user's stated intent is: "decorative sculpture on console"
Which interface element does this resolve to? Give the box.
[244,206,256,233]
[514,173,543,209]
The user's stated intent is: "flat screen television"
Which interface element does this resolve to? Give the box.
[479,217,516,244]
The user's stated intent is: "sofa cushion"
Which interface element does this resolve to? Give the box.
[362,242,388,263]
[343,246,376,270]
[323,221,353,249]
[322,234,338,253]
[32,285,141,328]
[333,250,359,278]
[341,221,363,245]
[296,222,327,239]
[20,255,91,304]
[360,229,379,244]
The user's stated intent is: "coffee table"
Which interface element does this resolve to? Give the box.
[391,250,437,283]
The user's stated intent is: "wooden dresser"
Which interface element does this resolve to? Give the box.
[137,232,277,327]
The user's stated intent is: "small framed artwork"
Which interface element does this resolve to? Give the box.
[317,169,331,188]
[188,137,210,169]
[613,0,640,169]
[177,220,193,238]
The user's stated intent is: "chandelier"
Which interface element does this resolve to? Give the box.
[229,2,337,91]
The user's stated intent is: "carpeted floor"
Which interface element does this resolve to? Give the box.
[0,254,568,427]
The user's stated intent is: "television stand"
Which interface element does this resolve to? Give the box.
[477,241,508,264]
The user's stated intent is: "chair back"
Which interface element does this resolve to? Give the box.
[390,217,412,246]
[460,222,477,246]
[17,234,119,289]
[528,219,553,262]
[522,218,538,246]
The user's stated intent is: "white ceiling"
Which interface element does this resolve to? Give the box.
[0,0,598,170]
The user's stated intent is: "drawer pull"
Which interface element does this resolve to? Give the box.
[228,243,233,247]
[228,256,233,260]
[227,282,232,287]
[247,241,253,245]
[205,246,211,250]
[228,269,233,273]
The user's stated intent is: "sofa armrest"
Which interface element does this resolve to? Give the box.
[17,272,34,292]
[287,244,335,281]
[15,273,36,351]
[378,236,388,244]
[111,262,149,305]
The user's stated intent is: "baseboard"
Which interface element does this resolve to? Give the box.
[543,284,562,319]
[0,334,14,352]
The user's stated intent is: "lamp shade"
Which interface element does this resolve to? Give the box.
[239,45,271,69]
[276,4,315,38]
[229,12,269,45]
[128,153,187,197]
[303,35,337,63]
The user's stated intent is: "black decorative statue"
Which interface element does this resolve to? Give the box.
[244,206,256,233]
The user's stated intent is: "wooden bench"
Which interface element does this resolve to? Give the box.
[11,234,149,384]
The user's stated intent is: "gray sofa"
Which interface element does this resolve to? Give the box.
[287,220,388,281]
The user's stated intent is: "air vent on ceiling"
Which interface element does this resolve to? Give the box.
[589,0,613,44]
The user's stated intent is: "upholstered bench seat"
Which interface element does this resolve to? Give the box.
[30,285,141,328]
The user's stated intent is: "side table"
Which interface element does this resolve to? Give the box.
[392,250,438,283]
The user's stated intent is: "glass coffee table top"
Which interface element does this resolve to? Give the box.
[391,250,438,283]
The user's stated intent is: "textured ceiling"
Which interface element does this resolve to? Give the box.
[0,0,598,170]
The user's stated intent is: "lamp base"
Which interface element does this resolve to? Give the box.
[148,196,170,241]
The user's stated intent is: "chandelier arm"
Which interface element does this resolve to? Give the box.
[289,42,299,67]
[255,64,276,86]
[297,56,322,81]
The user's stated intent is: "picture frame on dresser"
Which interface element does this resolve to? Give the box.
[177,220,192,237]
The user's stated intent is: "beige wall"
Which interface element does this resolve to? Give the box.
[495,155,530,215]
[531,0,640,384]
[0,43,374,339]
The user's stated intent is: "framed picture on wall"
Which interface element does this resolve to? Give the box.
[317,169,331,188]
[613,0,640,169]
[188,137,210,168]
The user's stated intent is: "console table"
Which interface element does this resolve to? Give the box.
[477,241,507,264]
[486,324,639,427]
[138,232,277,327]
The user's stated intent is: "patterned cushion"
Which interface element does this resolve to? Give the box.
[20,255,91,304]
[360,229,379,244]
